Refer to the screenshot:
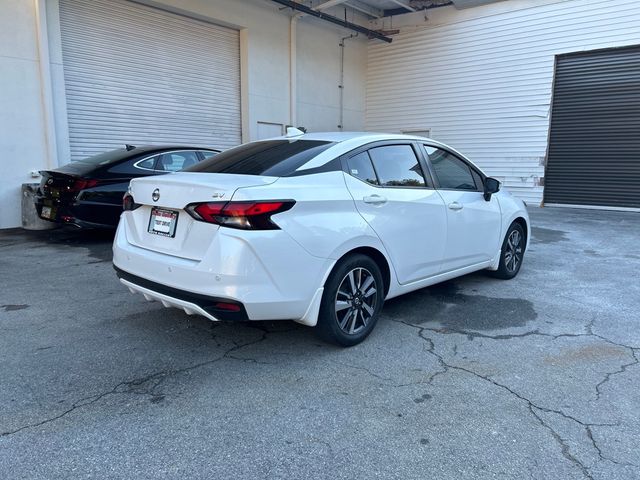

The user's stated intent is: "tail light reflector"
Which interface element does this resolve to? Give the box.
[185,200,295,230]
[70,179,99,192]
[122,193,141,211]
[213,302,241,312]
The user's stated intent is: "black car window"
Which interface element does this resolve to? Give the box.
[73,149,133,166]
[346,152,379,185]
[135,156,158,170]
[425,146,478,191]
[185,140,335,177]
[108,159,143,175]
[368,145,427,188]
[156,151,199,172]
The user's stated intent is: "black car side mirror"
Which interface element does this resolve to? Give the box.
[483,177,500,201]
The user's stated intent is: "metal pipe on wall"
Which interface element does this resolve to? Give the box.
[272,0,392,43]
[289,14,300,128]
[338,33,357,130]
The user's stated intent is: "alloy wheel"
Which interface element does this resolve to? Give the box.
[334,267,378,335]
[504,229,523,273]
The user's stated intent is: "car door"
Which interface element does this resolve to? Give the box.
[342,143,448,285]
[422,145,502,272]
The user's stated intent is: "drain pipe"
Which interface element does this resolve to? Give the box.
[289,13,301,128]
[338,33,357,130]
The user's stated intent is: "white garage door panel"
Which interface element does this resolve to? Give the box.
[59,0,241,161]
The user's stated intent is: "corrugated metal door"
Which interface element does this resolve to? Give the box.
[59,0,241,161]
[544,45,640,209]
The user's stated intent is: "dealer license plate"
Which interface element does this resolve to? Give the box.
[41,206,55,220]
[148,208,179,237]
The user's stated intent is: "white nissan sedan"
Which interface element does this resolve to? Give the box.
[113,131,529,346]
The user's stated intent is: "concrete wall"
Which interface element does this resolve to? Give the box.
[366,0,640,205]
[0,0,368,228]
[0,0,56,229]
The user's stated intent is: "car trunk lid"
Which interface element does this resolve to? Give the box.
[39,171,81,201]
[123,172,278,260]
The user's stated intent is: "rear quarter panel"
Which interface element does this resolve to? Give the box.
[232,171,390,262]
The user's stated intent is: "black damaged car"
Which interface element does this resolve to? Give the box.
[35,145,219,229]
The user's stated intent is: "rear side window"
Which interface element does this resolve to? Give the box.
[110,155,159,175]
[368,145,427,188]
[425,147,478,190]
[199,150,218,160]
[185,140,335,176]
[135,156,158,170]
[156,151,199,172]
[346,152,379,185]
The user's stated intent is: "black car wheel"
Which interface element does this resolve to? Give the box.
[316,254,385,347]
[489,222,526,280]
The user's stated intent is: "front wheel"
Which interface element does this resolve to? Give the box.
[315,254,385,347]
[489,222,526,279]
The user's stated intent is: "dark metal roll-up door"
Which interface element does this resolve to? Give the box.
[544,45,640,209]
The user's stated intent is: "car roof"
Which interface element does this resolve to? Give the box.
[130,145,220,153]
[271,131,478,173]
[285,131,429,143]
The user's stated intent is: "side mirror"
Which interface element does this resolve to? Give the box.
[483,177,500,201]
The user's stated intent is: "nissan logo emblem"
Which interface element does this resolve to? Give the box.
[152,188,160,202]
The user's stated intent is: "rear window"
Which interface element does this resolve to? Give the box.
[185,140,335,176]
[73,149,133,166]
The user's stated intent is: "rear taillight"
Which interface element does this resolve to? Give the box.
[70,179,99,192]
[213,302,241,312]
[185,200,295,230]
[122,193,141,211]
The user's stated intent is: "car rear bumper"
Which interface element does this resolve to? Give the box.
[115,266,249,321]
[35,195,121,229]
[112,218,333,323]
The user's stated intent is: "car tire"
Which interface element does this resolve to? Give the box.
[315,254,385,347]
[489,222,526,280]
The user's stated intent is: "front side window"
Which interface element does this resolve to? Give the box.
[368,145,427,188]
[425,147,478,190]
[186,140,335,176]
[156,151,199,172]
[346,152,379,185]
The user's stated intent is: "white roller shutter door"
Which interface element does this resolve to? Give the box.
[59,0,241,161]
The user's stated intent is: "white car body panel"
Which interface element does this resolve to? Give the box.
[436,189,502,272]
[113,132,530,327]
[343,172,447,284]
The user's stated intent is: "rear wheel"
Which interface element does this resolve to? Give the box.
[316,254,384,347]
[490,222,525,279]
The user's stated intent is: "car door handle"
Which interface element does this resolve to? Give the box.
[363,194,387,205]
[448,202,464,211]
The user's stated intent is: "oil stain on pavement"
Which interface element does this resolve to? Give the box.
[383,281,537,332]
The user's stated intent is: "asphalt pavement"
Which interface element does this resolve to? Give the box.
[1,207,639,479]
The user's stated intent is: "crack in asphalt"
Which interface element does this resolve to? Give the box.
[0,327,269,438]
[585,425,639,470]
[528,405,593,479]
[594,348,639,401]
[405,321,640,403]
[3,310,638,478]
[389,318,638,479]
